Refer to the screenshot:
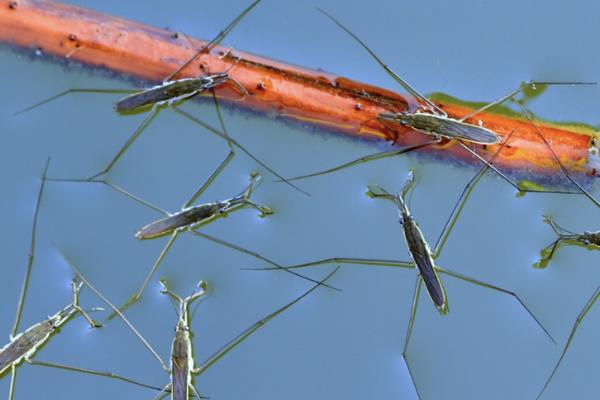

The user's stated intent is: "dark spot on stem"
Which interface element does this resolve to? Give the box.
[256,81,266,90]
[355,103,362,111]
[8,1,17,9]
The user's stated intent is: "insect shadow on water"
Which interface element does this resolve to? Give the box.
[48,94,339,320]
[278,9,599,207]
[57,252,339,399]
[14,0,307,196]
[247,132,557,398]
[0,159,113,400]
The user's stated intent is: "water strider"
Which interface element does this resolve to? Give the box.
[1,281,103,400]
[14,0,306,196]
[248,132,557,398]
[281,9,599,207]
[0,159,105,400]
[534,216,600,269]
[60,253,338,399]
[48,129,338,315]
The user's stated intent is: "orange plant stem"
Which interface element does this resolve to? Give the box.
[1,0,598,180]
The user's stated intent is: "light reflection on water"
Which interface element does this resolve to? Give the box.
[1,0,600,399]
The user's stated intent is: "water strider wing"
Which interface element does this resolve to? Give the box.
[403,220,447,312]
[136,205,221,239]
[433,117,500,144]
[115,79,205,112]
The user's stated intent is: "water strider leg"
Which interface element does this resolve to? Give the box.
[11,158,50,339]
[171,104,309,196]
[457,140,584,196]
[534,239,563,269]
[8,365,16,400]
[240,198,273,217]
[282,139,439,182]
[182,149,234,209]
[189,383,205,400]
[14,88,137,116]
[87,104,160,180]
[536,283,600,399]
[315,9,444,116]
[193,267,339,375]
[533,216,578,268]
[47,178,171,217]
[516,102,600,209]
[188,229,343,291]
[433,131,517,258]
[70,281,102,328]
[25,358,164,392]
[460,82,596,122]
[435,267,555,344]
[136,230,180,301]
[57,248,170,372]
[404,276,423,352]
[543,215,577,236]
[162,0,262,82]
[245,256,414,271]
[402,276,424,400]
[182,94,235,209]
[150,386,170,400]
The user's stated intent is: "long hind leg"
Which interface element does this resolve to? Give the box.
[25,358,164,392]
[535,283,600,399]
[8,366,17,400]
[11,158,50,338]
[433,130,517,258]
[162,0,261,82]
[171,104,309,196]
[188,229,342,290]
[87,104,160,180]
[281,139,439,182]
[436,267,555,344]
[14,88,137,116]
[402,276,424,400]
[193,267,339,375]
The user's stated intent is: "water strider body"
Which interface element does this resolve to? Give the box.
[114,72,238,113]
[135,173,272,240]
[64,257,338,399]
[535,215,600,269]
[378,171,447,312]
[0,282,99,377]
[380,110,500,145]
[249,138,557,397]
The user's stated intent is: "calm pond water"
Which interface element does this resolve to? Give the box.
[1,0,600,399]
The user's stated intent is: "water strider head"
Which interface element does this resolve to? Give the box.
[160,278,208,331]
